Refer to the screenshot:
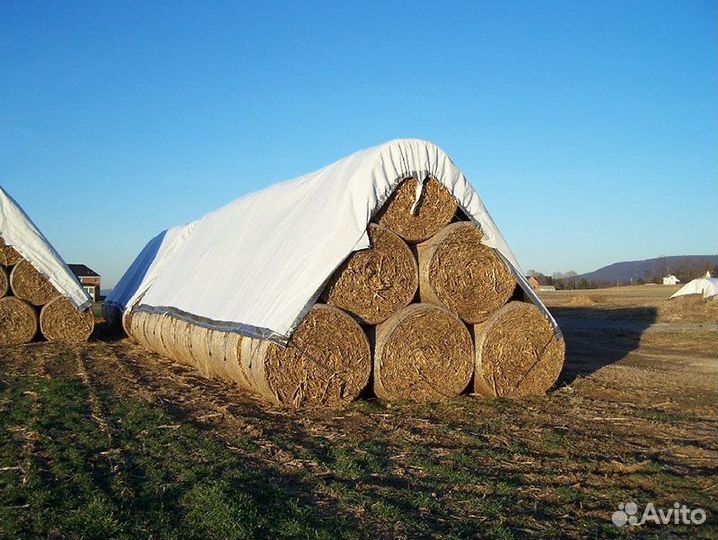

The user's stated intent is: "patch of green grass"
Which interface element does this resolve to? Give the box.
[233,435,261,453]
[543,430,568,450]
[0,375,360,540]
[331,447,367,480]
[632,407,697,424]
[484,524,516,540]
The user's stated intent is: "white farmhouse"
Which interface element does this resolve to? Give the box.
[662,275,680,285]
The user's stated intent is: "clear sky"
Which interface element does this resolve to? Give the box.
[1,1,716,288]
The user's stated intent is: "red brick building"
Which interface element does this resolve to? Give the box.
[68,264,101,301]
[526,275,540,292]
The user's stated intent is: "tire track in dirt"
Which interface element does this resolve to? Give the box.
[75,349,114,444]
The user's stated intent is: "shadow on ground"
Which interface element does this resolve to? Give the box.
[550,306,658,385]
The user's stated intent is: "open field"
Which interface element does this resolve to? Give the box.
[0,285,716,539]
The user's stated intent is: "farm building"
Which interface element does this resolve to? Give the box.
[662,274,680,285]
[69,264,101,301]
[539,284,556,292]
[526,276,540,292]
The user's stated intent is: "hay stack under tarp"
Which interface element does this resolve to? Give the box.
[373,303,473,402]
[473,301,565,398]
[322,224,417,324]
[129,304,371,408]
[376,177,457,243]
[39,296,94,343]
[0,237,22,267]
[0,265,8,298]
[107,139,564,407]
[0,296,38,345]
[10,259,60,306]
[417,222,516,324]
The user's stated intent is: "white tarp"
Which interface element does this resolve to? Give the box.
[670,278,718,300]
[107,139,555,343]
[104,223,196,315]
[0,186,92,310]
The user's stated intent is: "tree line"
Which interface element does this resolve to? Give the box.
[527,259,718,290]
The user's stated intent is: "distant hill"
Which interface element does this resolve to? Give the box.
[578,255,718,284]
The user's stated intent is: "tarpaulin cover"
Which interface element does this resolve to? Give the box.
[107,139,555,343]
[105,223,196,315]
[0,186,92,310]
[670,278,718,300]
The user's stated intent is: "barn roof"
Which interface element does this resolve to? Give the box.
[68,264,100,277]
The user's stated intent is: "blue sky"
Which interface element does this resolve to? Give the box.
[1,1,715,287]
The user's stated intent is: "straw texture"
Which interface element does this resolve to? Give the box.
[0,237,22,267]
[39,296,94,343]
[0,296,38,345]
[417,222,516,324]
[373,303,473,402]
[242,304,371,407]
[322,224,417,324]
[0,265,8,298]
[128,304,372,408]
[10,259,60,306]
[376,178,457,243]
[473,301,565,398]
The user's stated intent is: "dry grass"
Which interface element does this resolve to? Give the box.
[39,296,94,343]
[373,303,473,402]
[9,259,60,306]
[375,178,457,243]
[0,265,8,298]
[0,296,38,345]
[474,301,565,398]
[418,222,516,323]
[322,224,417,325]
[0,237,22,266]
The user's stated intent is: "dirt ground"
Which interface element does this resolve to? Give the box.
[0,285,715,539]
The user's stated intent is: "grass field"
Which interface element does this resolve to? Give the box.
[0,285,716,539]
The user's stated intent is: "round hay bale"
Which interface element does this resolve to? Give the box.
[417,222,516,324]
[121,309,134,337]
[0,238,22,266]
[240,304,371,407]
[473,301,565,398]
[145,313,169,358]
[10,259,60,306]
[190,325,222,379]
[0,296,38,345]
[179,326,246,384]
[0,265,8,298]
[128,310,151,348]
[171,318,198,367]
[373,303,473,402]
[124,304,371,408]
[189,326,218,378]
[154,313,174,358]
[39,296,94,343]
[376,177,457,243]
[322,224,418,324]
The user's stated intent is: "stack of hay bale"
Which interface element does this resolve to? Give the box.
[112,141,565,408]
[0,189,94,345]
